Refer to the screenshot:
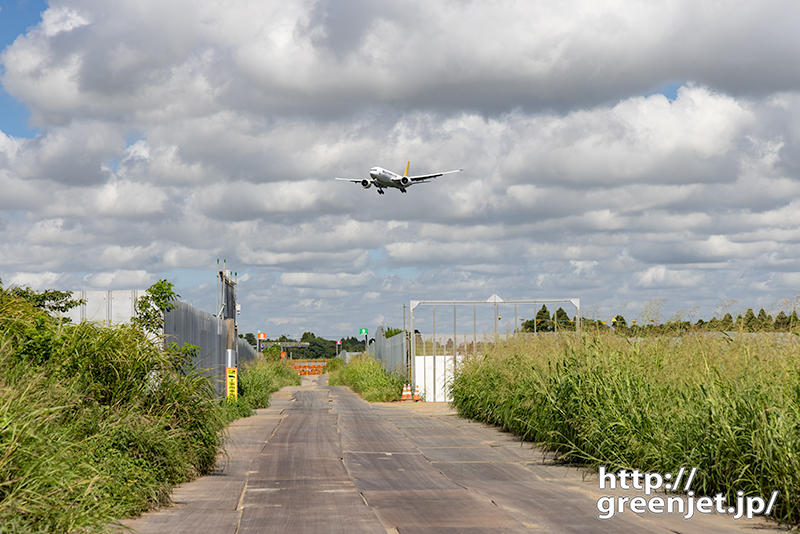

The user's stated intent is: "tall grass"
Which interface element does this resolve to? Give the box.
[450,333,800,525]
[238,356,301,409]
[0,289,228,533]
[328,355,404,402]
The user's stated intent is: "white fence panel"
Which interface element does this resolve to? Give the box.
[65,290,143,326]
[373,326,408,375]
[414,353,462,402]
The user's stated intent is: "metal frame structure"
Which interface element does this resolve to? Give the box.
[409,296,581,402]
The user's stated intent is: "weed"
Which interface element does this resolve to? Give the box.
[451,333,800,525]
[238,357,300,409]
[0,287,226,532]
[328,354,404,402]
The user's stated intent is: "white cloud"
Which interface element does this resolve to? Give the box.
[279,271,374,289]
[2,0,800,335]
[8,271,65,289]
[41,6,91,37]
[635,266,705,288]
[83,270,154,289]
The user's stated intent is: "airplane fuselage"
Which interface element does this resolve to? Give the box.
[369,167,411,192]
[335,162,462,194]
[362,167,413,194]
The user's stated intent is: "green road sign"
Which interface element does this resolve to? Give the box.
[359,328,368,335]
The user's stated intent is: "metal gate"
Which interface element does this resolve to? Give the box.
[410,295,580,402]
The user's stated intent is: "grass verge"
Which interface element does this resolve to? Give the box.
[327,354,404,402]
[0,289,225,533]
[0,287,300,533]
[450,333,800,525]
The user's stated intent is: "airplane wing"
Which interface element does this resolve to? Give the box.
[335,177,364,182]
[406,169,463,183]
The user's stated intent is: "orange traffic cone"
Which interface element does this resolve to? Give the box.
[413,385,420,402]
[402,384,413,402]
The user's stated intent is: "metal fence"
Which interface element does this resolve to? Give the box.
[64,290,256,397]
[238,338,258,361]
[373,325,408,375]
[164,301,257,396]
[339,350,358,364]
[410,296,581,402]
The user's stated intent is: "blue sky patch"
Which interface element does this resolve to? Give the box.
[646,81,684,102]
[0,0,48,138]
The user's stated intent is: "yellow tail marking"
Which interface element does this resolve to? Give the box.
[404,161,410,177]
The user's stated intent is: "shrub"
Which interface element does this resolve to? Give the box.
[328,354,404,402]
[0,287,226,533]
[238,357,301,409]
[450,333,800,525]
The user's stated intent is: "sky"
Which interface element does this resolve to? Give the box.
[2,0,800,339]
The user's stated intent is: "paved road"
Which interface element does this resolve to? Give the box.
[119,376,781,533]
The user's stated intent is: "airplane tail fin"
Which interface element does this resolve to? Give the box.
[404,161,410,177]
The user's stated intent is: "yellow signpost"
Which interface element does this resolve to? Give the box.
[226,367,238,400]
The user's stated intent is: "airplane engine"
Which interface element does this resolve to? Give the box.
[400,176,411,187]
[361,180,371,189]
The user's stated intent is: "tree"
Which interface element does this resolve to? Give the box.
[756,308,770,331]
[720,313,734,331]
[307,338,335,359]
[262,344,281,360]
[535,305,552,332]
[300,331,316,343]
[385,327,403,338]
[741,309,756,332]
[6,285,84,314]
[520,306,552,332]
[612,314,627,328]
[556,307,574,331]
[243,332,257,346]
[132,279,180,336]
[340,336,364,352]
[580,318,609,332]
[775,311,789,331]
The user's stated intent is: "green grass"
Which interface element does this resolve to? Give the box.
[328,354,405,402]
[450,333,800,525]
[323,357,345,374]
[219,355,301,422]
[0,287,301,533]
[237,356,301,410]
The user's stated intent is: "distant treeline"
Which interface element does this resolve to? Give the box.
[240,332,366,358]
[521,304,800,334]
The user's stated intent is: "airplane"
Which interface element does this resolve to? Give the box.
[335,162,463,194]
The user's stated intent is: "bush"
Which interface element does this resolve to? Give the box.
[328,354,404,402]
[238,357,301,409]
[0,282,304,532]
[219,396,254,422]
[450,333,800,525]
[0,287,226,533]
[323,357,345,374]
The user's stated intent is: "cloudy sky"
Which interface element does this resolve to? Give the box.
[2,0,800,338]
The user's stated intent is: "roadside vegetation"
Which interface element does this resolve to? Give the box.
[327,354,404,402]
[0,279,298,533]
[450,333,800,525]
[233,350,301,415]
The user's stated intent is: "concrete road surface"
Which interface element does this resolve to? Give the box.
[118,375,784,533]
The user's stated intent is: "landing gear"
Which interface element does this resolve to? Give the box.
[399,188,407,193]
[377,188,385,195]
